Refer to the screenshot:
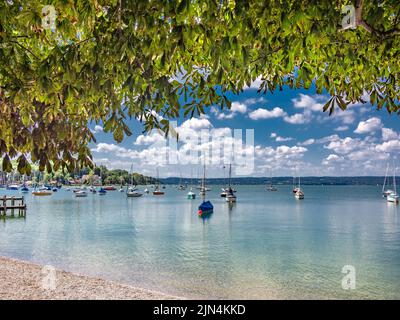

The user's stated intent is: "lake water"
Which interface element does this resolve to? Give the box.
[0,185,399,299]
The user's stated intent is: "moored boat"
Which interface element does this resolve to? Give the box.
[387,165,399,204]
[75,190,88,197]
[187,188,196,200]
[127,191,143,197]
[153,169,164,195]
[198,200,213,216]
[32,190,52,196]
[294,177,304,200]
[225,164,237,203]
[295,189,305,200]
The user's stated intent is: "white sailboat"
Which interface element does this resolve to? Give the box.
[225,164,237,203]
[153,168,164,195]
[199,163,207,197]
[382,163,394,197]
[127,164,143,198]
[387,165,399,204]
[267,170,278,191]
[294,177,304,200]
[187,168,196,199]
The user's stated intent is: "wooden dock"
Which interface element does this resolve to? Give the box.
[0,196,27,217]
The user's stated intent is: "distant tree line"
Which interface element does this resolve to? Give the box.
[0,161,156,186]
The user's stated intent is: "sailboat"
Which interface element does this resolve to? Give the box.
[220,165,228,197]
[382,163,394,198]
[127,164,143,197]
[387,165,399,204]
[294,176,304,200]
[187,168,196,200]
[198,162,213,216]
[32,173,52,196]
[267,170,278,191]
[199,163,206,197]
[225,164,237,203]
[178,173,186,190]
[144,176,149,194]
[153,168,165,195]
[292,176,299,193]
[97,165,107,195]
[20,175,29,193]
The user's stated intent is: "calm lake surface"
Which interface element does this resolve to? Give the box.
[0,185,399,299]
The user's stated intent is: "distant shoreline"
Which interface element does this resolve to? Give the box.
[158,176,387,186]
[0,256,180,300]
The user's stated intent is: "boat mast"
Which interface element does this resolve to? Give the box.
[228,164,232,187]
[203,162,206,190]
[383,162,389,193]
[156,168,159,189]
[394,165,397,195]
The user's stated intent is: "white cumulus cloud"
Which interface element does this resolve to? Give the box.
[354,117,382,134]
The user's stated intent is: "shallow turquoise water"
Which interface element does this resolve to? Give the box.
[0,185,399,299]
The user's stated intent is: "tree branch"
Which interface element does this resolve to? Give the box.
[355,0,400,39]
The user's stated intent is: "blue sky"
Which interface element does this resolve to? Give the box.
[89,80,400,178]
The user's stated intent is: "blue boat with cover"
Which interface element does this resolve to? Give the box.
[198,201,213,216]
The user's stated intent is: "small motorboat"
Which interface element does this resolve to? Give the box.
[144,188,149,194]
[103,186,116,191]
[198,200,214,216]
[75,190,88,197]
[98,187,107,195]
[20,185,29,193]
[52,187,58,192]
[7,184,20,191]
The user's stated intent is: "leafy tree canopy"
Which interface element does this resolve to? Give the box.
[0,0,399,174]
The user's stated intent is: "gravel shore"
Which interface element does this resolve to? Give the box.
[0,256,179,300]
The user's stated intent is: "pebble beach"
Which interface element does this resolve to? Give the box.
[0,256,178,300]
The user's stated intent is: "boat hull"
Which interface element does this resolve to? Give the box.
[127,192,143,197]
[32,191,52,196]
[387,194,399,203]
